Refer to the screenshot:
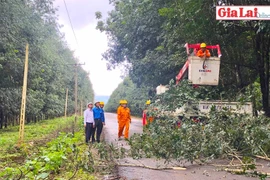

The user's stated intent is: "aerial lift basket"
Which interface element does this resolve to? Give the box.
[188,56,220,85]
[176,43,222,86]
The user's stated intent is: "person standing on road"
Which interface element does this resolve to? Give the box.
[142,100,154,131]
[84,102,95,144]
[142,100,151,126]
[117,100,131,140]
[92,101,103,143]
[100,101,106,126]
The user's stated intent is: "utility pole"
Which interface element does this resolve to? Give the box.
[74,64,78,124]
[64,88,68,119]
[18,43,29,146]
[80,100,83,117]
[71,62,85,135]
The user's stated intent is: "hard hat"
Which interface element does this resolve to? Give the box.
[146,100,151,105]
[87,102,93,106]
[94,101,100,105]
[200,43,206,48]
[100,101,104,105]
[120,100,128,104]
[119,100,124,104]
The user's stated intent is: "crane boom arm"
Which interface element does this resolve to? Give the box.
[176,59,189,84]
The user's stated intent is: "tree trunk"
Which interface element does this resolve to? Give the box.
[13,116,16,126]
[235,63,243,90]
[4,114,7,128]
[256,33,270,116]
[250,82,258,116]
[0,108,3,129]
[266,35,270,108]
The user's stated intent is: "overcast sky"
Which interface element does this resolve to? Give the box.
[53,0,123,96]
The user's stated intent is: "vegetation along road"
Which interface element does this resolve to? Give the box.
[103,113,270,180]
[2,0,270,180]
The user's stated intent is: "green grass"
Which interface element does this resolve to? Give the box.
[0,116,116,180]
[0,116,81,158]
[0,129,97,180]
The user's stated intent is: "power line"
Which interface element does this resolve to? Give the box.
[63,0,79,46]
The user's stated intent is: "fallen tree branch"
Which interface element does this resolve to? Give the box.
[229,158,235,165]
[16,168,23,180]
[103,175,122,180]
[210,163,263,167]
[117,163,186,170]
[194,159,204,165]
[255,155,270,161]
[228,153,244,165]
[259,146,269,159]
[68,164,79,180]
[224,168,270,176]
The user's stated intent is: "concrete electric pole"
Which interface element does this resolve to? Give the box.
[64,88,68,119]
[18,43,29,146]
[72,62,85,134]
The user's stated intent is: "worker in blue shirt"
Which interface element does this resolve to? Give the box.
[92,101,103,143]
[100,102,106,124]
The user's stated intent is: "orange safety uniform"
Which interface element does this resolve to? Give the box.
[117,105,131,138]
[142,109,154,126]
[142,110,147,126]
[196,49,211,58]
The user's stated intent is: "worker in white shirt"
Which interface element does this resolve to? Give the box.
[84,102,95,143]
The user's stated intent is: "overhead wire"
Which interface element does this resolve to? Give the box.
[62,0,79,47]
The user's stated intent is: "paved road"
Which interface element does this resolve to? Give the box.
[103,113,265,180]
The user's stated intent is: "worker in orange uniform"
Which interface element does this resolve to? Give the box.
[117,100,131,140]
[196,43,211,58]
[142,100,154,126]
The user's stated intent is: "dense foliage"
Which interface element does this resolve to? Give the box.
[97,0,270,115]
[0,0,94,128]
[128,82,270,166]
[105,77,149,116]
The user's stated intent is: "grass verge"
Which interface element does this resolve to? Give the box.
[0,116,75,158]
[0,116,117,180]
